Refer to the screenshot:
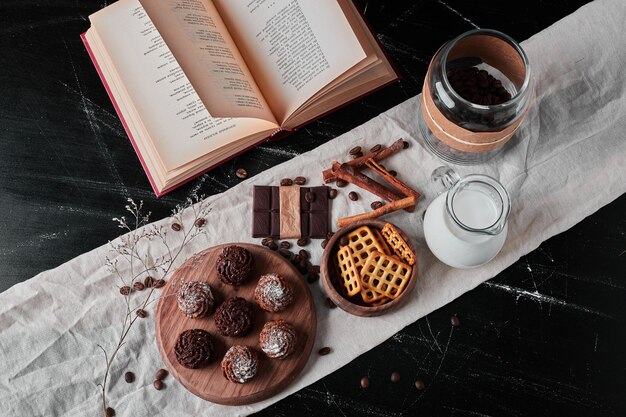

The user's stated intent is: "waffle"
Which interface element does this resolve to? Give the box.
[336,245,361,297]
[381,223,416,266]
[360,251,412,299]
[345,226,390,270]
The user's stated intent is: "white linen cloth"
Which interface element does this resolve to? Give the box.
[1,0,625,415]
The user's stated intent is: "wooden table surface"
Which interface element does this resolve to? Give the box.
[1,0,624,415]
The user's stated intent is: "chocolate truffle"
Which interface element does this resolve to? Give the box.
[214,297,254,337]
[216,245,255,286]
[221,345,258,384]
[174,329,214,369]
[259,319,297,359]
[176,281,214,318]
[254,273,294,312]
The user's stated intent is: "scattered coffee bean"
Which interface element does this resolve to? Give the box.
[325,297,336,309]
[307,273,319,284]
[349,146,362,156]
[414,380,426,390]
[136,309,148,318]
[308,264,320,274]
[298,257,309,269]
[124,371,135,383]
[105,407,116,417]
[298,249,310,260]
[153,379,164,390]
[360,376,370,389]
[305,191,315,203]
[133,282,145,291]
[297,237,309,247]
[328,188,338,199]
[119,286,131,296]
[336,179,348,188]
[280,241,292,249]
[351,151,364,159]
[280,178,293,186]
[278,248,292,259]
[294,176,307,185]
[235,168,248,179]
[326,231,335,240]
[370,144,382,153]
[153,279,166,289]
[155,369,168,380]
[403,140,410,149]
[370,201,384,210]
[318,347,332,356]
[321,239,328,249]
[171,223,181,232]
[194,218,206,228]
[339,235,349,246]
[144,276,154,288]
[450,314,460,327]
[391,371,401,383]
[348,191,359,201]
[389,170,397,177]
[261,238,278,250]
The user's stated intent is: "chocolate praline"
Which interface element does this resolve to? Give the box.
[221,345,258,384]
[176,281,214,318]
[259,319,297,359]
[254,273,294,312]
[214,297,254,337]
[215,245,255,286]
[174,329,214,369]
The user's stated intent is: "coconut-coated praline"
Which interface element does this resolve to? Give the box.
[254,273,293,312]
[259,319,297,359]
[221,345,258,383]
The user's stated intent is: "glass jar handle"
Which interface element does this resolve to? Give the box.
[431,166,460,194]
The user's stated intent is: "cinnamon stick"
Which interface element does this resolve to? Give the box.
[322,139,406,183]
[365,159,422,203]
[337,196,417,228]
[331,162,404,203]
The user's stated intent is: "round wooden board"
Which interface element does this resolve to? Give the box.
[155,243,317,405]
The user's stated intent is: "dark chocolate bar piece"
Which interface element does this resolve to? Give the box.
[252,185,329,239]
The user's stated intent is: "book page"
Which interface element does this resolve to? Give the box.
[214,0,367,123]
[139,0,276,121]
[89,0,278,170]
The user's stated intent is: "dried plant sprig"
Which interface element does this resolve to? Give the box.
[98,196,210,416]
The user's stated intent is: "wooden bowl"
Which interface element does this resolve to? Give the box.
[320,219,418,317]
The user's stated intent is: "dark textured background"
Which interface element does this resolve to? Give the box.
[1,0,625,416]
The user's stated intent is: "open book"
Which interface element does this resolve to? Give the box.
[82,0,398,196]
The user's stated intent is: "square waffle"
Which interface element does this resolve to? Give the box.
[360,251,412,299]
[345,226,389,270]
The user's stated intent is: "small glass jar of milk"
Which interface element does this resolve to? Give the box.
[423,167,511,268]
